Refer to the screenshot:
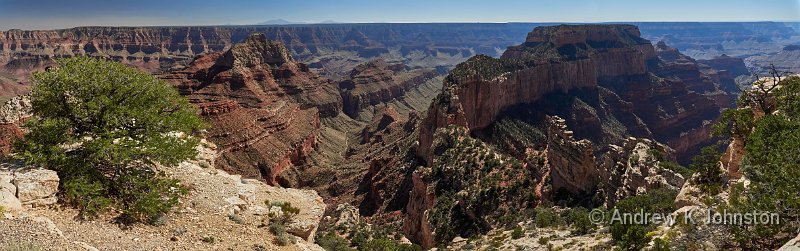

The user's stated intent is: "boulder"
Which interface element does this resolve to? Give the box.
[674,178,704,208]
[13,169,59,207]
[281,189,325,242]
[0,171,21,213]
[0,187,22,213]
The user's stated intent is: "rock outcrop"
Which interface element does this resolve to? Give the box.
[546,116,597,195]
[0,170,21,213]
[12,169,59,207]
[779,233,800,250]
[599,137,685,206]
[0,166,59,212]
[0,95,31,153]
[165,33,341,185]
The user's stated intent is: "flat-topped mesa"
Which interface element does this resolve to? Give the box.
[504,24,657,77]
[523,24,646,47]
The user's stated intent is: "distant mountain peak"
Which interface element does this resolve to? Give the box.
[257,19,303,25]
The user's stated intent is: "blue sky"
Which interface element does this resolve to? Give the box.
[0,0,798,30]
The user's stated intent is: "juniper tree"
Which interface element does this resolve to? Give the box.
[14,57,204,223]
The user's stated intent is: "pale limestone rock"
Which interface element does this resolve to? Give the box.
[0,171,20,212]
[264,186,325,242]
[0,95,32,124]
[675,178,703,208]
[13,169,59,207]
[332,203,361,228]
[600,137,685,206]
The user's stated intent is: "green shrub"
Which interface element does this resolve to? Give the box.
[611,224,648,251]
[201,236,215,243]
[659,161,693,179]
[730,113,800,249]
[534,207,562,228]
[228,214,244,224]
[349,222,371,249]
[316,231,356,251]
[268,201,299,246]
[652,238,671,251]
[611,189,677,251]
[773,76,800,119]
[117,169,187,224]
[712,107,755,138]
[13,57,203,223]
[565,207,594,235]
[361,238,400,251]
[270,219,294,246]
[689,144,724,194]
[537,236,549,245]
[268,201,301,215]
[511,226,524,239]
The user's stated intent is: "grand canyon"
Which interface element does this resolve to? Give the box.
[1,2,799,251]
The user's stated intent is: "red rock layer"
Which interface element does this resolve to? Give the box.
[164,33,341,185]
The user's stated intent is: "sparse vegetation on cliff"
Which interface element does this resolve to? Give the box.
[315,220,422,251]
[444,55,529,87]
[727,76,800,249]
[13,57,204,223]
[426,126,539,244]
[699,71,800,249]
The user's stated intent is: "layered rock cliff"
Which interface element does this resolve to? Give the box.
[339,59,439,119]
[418,24,729,165]
[164,33,341,185]
[0,24,536,85]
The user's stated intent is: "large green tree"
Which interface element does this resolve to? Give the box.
[14,57,204,223]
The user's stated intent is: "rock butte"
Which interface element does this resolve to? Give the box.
[164,33,341,185]
[406,24,743,247]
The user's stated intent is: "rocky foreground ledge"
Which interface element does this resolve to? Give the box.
[0,140,326,251]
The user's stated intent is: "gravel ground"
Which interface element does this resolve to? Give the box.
[0,142,324,251]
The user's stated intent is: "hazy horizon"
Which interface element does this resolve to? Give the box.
[0,0,798,30]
